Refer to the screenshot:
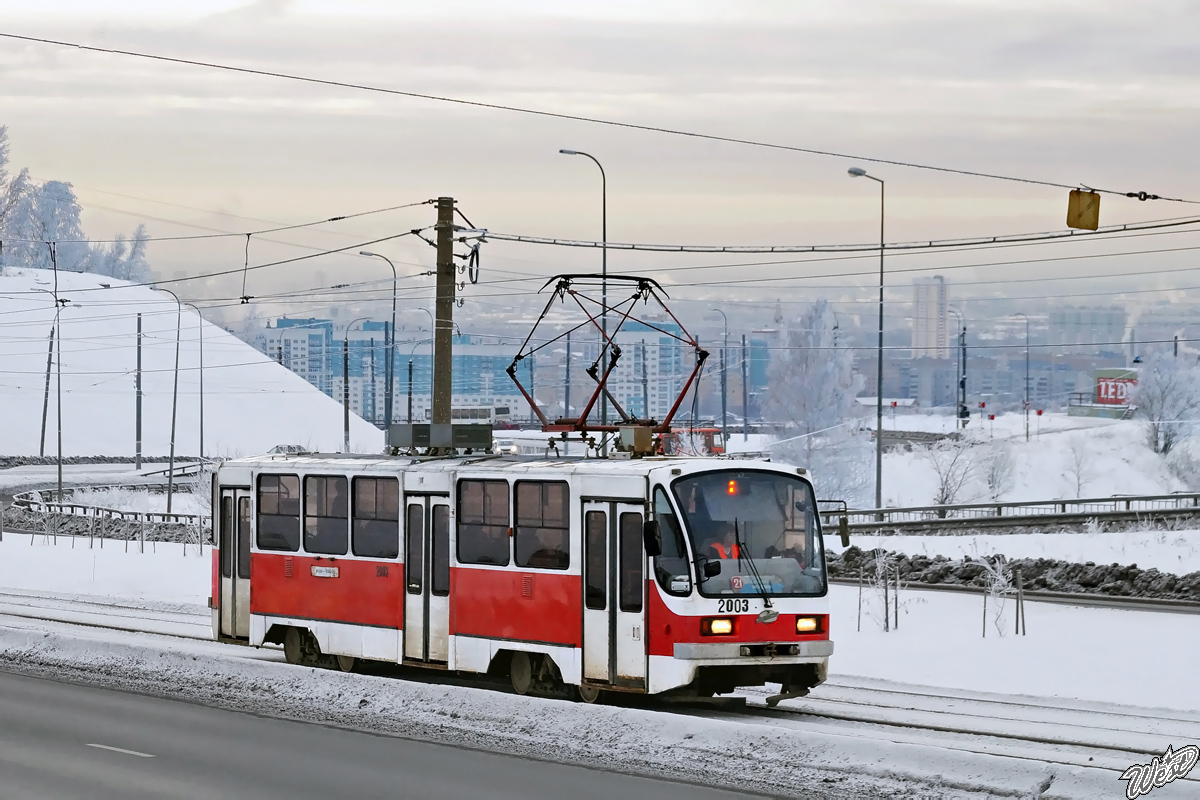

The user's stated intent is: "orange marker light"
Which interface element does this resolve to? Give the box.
[727,480,738,495]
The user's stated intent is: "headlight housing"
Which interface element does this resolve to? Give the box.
[795,615,825,634]
[701,617,735,636]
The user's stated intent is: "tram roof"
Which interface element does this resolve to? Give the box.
[219,452,797,478]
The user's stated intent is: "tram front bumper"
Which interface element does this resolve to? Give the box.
[672,639,833,661]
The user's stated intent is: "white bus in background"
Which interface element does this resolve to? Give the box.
[492,428,556,456]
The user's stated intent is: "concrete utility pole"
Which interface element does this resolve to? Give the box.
[40,322,54,458]
[432,197,456,445]
[135,313,143,469]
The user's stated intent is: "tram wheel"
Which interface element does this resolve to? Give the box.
[283,627,304,665]
[576,683,604,704]
[509,651,534,695]
[336,655,357,673]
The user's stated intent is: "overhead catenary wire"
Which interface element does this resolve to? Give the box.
[479,216,1200,255]
[1,31,1194,204]
[0,198,435,244]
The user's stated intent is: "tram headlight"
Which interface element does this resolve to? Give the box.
[702,617,734,636]
[795,615,823,634]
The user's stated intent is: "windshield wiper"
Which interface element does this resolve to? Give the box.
[734,518,773,610]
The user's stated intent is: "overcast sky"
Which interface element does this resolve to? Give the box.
[2,0,1198,328]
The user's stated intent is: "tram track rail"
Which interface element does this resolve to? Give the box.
[706,685,1200,785]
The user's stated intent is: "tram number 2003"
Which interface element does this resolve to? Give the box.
[717,598,750,614]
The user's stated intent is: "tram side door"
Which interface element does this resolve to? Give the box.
[403,496,451,663]
[218,487,252,639]
[581,501,647,687]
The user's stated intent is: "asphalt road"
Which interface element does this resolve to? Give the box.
[0,671,763,800]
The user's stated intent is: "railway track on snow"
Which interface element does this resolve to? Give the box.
[830,577,1200,614]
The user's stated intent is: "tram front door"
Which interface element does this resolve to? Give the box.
[218,487,252,639]
[581,501,647,688]
[403,495,451,663]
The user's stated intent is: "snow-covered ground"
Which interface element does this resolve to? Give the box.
[1,533,1196,714]
[0,268,384,457]
[830,529,1200,575]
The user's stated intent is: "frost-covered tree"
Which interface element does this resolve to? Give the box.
[924,438,974,510]
[0,124,150,280]
[1133,351,1200,455]
[979,442,1015,501]
[1064,435,1091,498]
[765,300,870,505]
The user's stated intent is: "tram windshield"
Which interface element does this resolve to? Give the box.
[671,470,826,597]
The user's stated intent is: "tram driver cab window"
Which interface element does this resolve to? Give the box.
[652,487,691,596]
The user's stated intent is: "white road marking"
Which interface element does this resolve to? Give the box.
[86,743,155,758]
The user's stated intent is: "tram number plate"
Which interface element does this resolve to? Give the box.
[718,598,750,614]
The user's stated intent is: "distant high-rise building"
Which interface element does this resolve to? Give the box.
[912,276,949,359]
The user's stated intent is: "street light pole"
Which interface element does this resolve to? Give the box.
[949,307,965,429]
[359,251,398,432]
[153,287,182,514]
[559,149,607,428]
[849,166,886,512]
[184,302,205,459]
[711,308,728,448]
[344,317,370,452]
[1013,313,1030,441]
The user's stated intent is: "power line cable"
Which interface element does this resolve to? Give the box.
[2,31,1195,204]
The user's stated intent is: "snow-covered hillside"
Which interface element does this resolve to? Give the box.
[0,268,384,457]
[873,412,1181,507]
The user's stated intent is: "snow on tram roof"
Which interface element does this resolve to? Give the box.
[220,452,796,477]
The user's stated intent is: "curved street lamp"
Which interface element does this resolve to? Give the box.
[848,166,886,513]
[559,148,608,426]
[359,251,398,431]
[152,286,183,514]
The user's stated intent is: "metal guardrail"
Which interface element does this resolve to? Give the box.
[12,488,211,529]
[819,492,1200,529]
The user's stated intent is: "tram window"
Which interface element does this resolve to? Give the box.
[305,476,349,555]
[406,505,423,594]
[219,495,233,578]
[514,481,569,570]
[584,511,606,611]
[457,480,510,566]
[237,497,252,580]
[618,512,643,612]
[431,505,450,596]
[653,487,691,596]
[352,477,399,558]
[257,474,300,552]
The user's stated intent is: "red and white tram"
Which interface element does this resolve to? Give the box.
[211,454,832,701]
